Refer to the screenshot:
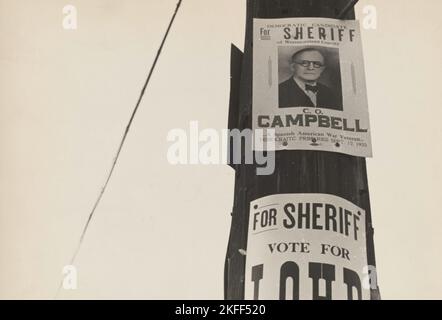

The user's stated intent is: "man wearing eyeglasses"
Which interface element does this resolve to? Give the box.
[279,48,342,110]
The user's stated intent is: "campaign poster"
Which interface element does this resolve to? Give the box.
[253,18,372,157]
[244,194,370,300]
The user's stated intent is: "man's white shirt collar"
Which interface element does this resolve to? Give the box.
[293,76,318,106]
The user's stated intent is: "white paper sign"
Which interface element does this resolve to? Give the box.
[244,194,370,300]
[253,18,372,157]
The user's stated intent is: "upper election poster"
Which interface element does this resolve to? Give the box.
[253,18,372,157]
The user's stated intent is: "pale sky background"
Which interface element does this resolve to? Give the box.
[0,0,441,299]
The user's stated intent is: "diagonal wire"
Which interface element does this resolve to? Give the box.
[55,0,183,298]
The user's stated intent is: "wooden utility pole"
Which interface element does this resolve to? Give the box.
[225,0,380,300]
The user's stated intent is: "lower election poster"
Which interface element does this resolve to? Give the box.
[244,194,370,300]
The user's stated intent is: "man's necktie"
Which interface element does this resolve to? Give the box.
[305,84,318,93]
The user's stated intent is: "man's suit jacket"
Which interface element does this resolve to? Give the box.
[278,78,342,111]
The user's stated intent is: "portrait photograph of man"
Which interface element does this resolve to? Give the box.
[278,46,343,111]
